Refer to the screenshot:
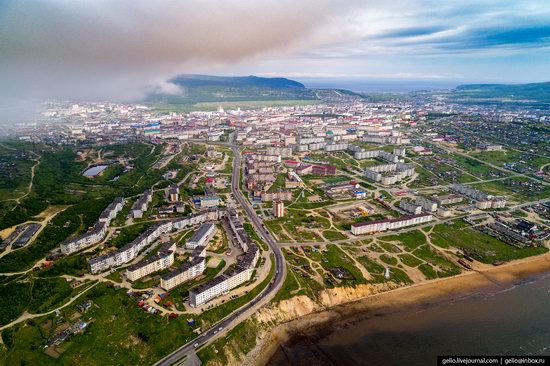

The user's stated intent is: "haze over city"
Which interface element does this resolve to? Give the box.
[1,0,550,103]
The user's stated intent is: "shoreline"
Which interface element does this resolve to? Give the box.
[254,252,550,366]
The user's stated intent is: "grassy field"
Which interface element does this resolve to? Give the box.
[322,230,347,240]
[264,213,331,242]
[197,319,258,365]
[271,265,305,303]
[316,245,366,286]
[450,154,505,179]
[430,221,548,264]
[471,150,550,171]
[0,276,77,326]
[0,143,36,201]
[469,178,550,201]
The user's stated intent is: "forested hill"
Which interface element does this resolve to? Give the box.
[452,81,550,102]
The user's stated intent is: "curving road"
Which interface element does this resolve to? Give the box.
[154,138,286,366]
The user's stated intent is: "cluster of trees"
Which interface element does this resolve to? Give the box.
[0,282,31,326]
[0,277,73,327]
[111,223,153,249]
[0,197,111,273]
[0,142,204,274]
[27,278,73,314]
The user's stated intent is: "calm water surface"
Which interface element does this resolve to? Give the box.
[82,165,108,177]
[268,274,550,366]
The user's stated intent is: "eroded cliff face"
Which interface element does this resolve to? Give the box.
[317,283,394,308]
[255,282,394,325]
[254,294,319,324]
[217,283,399,366]
[204,283,398,366]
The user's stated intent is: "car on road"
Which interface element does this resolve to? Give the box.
[194,343,199,348]
[218,326,223,331]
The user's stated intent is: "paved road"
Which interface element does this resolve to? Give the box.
[154,138,287,366]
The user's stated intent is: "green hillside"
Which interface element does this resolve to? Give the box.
[146,74,318,105]
[451,81,550,102]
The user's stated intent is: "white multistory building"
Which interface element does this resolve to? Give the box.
[415,197,438,212]
[88,209,220,273]
[125,241,176,281]
[364,162,414,185]
[131,189,153,219]
[60,197,124,255]
[186,223,216,249]
[160,256,206,291]
[351,214,433,235]
[451,184,507,209]
[188,208,259,307]
[399,200,422,215]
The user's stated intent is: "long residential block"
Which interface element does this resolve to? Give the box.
[160,257,206,291]
[88,209,220,274]
[188,208,259,307]
[125,241,176,282]
[351,213,433,235]
[60,197,124,255]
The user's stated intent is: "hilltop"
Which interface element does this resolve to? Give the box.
[451,81,550,103]
[170,74,306,89]
[146,74,317,106]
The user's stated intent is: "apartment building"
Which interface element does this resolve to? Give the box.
[168,184,179,202]
[160,257,206,291]
[60,197,124,255]
[60,222,108,255]
[364,162,415,185]
[273,200,285,218]
[125,241,176,282]
[88,209,220,273]
[351,213,433,235]
[188,208,260,307]
[451,184,507,209]
[415,197,438,212]
[260,190,292,202]
[433,194,463,205]
[266,147,292,157]
[186,223,216,249]
[193,196,221,209]
[189,245,259,307]
[399,200,422,215]
[131,189,153,219]
[249,154,281,163]
[285,171,305,189]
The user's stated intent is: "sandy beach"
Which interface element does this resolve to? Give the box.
[253,252,550,366]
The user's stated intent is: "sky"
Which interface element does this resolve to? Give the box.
[1,0,550,103]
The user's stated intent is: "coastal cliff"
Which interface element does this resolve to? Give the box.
[200,252,550,366]
[200,283,398,366]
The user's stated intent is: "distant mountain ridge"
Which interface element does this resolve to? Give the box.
[169,74,305,89]
[453,81,550,102]
[456,81,550,90]
[147,74,315,104]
